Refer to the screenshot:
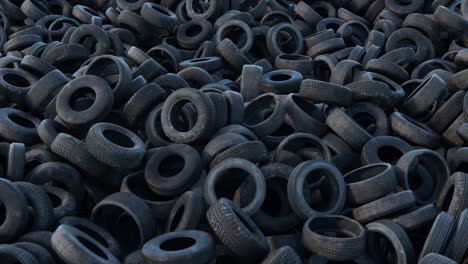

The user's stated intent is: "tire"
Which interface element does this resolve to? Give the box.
[85,122,145,169]
[260,69,303,94]
[121,171,176,221]
[344,163,397,205]
[366,220,416,264]
[326,107,372,151]
[51,224,119,264]
[0,244,38,264]
[27,161,84,203]
[239,64,261,102]
[395,149,450,204]
[419,253,456,264]
[445,209,468,262]
[50,133,109,180]
[56,75,113,127]
[287,160,346,219]
[436,172,468,219]
[91,192,157,253]
[13,242,56,264]
[204,158,266,216]
[165,191,204,233]
[261,246,301,264]
[161,88,216,143]
[0,178,29,243]
[299,79,353,106]
[142,230,215,264]
[145,144,202,197]
[15,182,55,231]
[58,216,121,258]
[352,191,416,223]
[284,94,327,136]
[0,108,40,145]
[419,212,455,261]
[6,142,25,182]
[390,112,441,148]
[392,204,440,232]
[361,136,412,165]
[41,185,76,221]
[206,198,269,261]
[243,93,286,138]
[202,133,248,168]
[302,215,366,261]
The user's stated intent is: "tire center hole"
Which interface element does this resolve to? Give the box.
[186,24,203,37]
[159,155,185,177]
[77,236,108,259]
[103,129,134,148]
[69,87,96,112]
[271,73,292,81]
[8,114,36,128]
[160,237,196,251]
[169,205,185,231]
[3,73,30,87]
[377,146,403,165]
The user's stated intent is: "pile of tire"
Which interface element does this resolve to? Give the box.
[0,0,466,263]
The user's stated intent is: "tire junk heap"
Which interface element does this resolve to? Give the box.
[0,0,467,263]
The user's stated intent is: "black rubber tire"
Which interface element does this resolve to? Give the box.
[51,224,120,264]
[202,133,248,168]
[27,161,84,203]
[25,69,69,113]
[302,215,366,261]
[361,135,413,165]
[204,158,266,216]
[326,107,372,151]
[13,241,56,264]
[352,191,416,223]
[299,79,353,106]
[0,178,29,243]
[419,253,456,264]
[0,244,39,264]
[346,102,389,137]
[6,142,25,182]
[365,220,416,264]
[15,181,55,232]
[50,133,109,180]
[445,209,468,262]
[142,230,215,264]
[266,22,303,57]
[120,171,176,221]
[0,108,40,145]
[209,140,270,169]
[145,144,202,197]
[284,94,327,136]
[85,122,145,169]
[41,185,76,221]
[419,212,455,261]
[436,172,468,219]
[261,246,302,264]
[396,148,449,202]
[206,198,269,261]
[344,163,397,205]
[165,191,204,233]
[287,160,346,219]
[260,69,303,94]
[58,216,121,258]
[161,88,216,144]
[243,93,286,138]
[91,192,157,254]
[56,75,113,127]
[390,112,441,148]
[392,204,441,232]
